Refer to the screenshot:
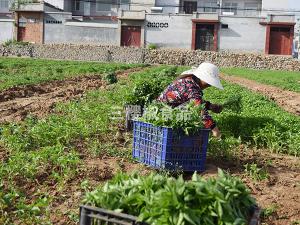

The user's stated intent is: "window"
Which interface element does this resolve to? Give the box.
[223,2,238,15]
[18,16,27,28]
[0,0,9,8]
[183,1,197,14]
[119,0,130,10]
[204,1,218,13]
[221,24,229,29]
[271,27,290,32]
[96,0,112,12]
[74,0,80,11]
[244,2,258,16]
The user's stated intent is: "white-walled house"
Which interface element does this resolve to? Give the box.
[148,0,297,55]
[1,0,299,56]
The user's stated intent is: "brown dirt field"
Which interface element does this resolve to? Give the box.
[205,150,300,225]
[46,150,299,225]
[220,74,300,116]
[2,135,299,224]
[0,145,8,163]
[0,67,145,123]
[1,66,298,224]
[48,156,150,225]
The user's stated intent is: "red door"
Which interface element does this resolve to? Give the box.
[269,27,292,55]
[18,27,26,41]
[121,26,141,47]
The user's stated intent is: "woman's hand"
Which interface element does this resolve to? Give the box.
[210,104,223,114]
[212,127,221,139]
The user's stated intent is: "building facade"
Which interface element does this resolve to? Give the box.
[0,0,14,43]
[0,0,299,56]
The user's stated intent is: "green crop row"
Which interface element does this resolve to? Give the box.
[0,57,142,91]
[221,67,300,93]
[205,82,300,157]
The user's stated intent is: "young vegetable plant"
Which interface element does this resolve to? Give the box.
[244,163,269,181]
[222,94,242,113]
[124,66,178,107]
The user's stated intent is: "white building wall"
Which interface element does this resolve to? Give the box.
[219,16,266,53]
[44,0,64,10]
[0,0,13,13]
[145,14,192,48]
[130,0,155,12]
[262,0,300,16]
[44,13,119,45]
[155,0,262,15]
[262,0,300,11]
[145,13,266,52]
[0,20,14,43]
[155,0,180,13]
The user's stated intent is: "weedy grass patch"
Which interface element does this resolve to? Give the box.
[261,204,279,219]
[244,163,269,181]
[221,67,300,93]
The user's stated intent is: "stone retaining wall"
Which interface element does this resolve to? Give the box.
[1,44,300,71]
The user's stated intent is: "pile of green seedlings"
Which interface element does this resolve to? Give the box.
[138,101,205,135]
[125,67,178,107]
[84,170,256,225]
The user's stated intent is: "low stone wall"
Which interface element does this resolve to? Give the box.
[1,43,300,71]
[144,49,300,71]
[0,44,145,64]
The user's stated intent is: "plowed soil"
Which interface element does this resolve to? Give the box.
[48,156,150,225]
[206,151,300,225]
[221,74,300,116]
[45,148,300,225]
[0,67,145,123]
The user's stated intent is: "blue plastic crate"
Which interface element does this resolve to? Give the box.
[132,121,210,172]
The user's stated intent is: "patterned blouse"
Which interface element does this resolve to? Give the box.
[157,76,216,130]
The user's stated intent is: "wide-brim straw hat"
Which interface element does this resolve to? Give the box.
[179,62,224,90]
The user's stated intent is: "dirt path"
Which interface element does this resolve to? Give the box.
[220,74,300,116]
[0,67,145,123]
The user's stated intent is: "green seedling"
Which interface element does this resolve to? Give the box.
[244,163,269,181]
[261,204,279,219]
[104,71,118,84]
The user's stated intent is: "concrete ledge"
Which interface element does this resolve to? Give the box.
[0,19,14,22]
[64,21,118,28]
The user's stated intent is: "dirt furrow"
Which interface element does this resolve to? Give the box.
[221,74,300,116]
[0,67,146,123]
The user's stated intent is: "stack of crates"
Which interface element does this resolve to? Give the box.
[132,121,210,172]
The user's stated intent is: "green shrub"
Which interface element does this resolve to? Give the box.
[148,43,157,50]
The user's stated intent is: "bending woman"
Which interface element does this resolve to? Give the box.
[157,62,224,138]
